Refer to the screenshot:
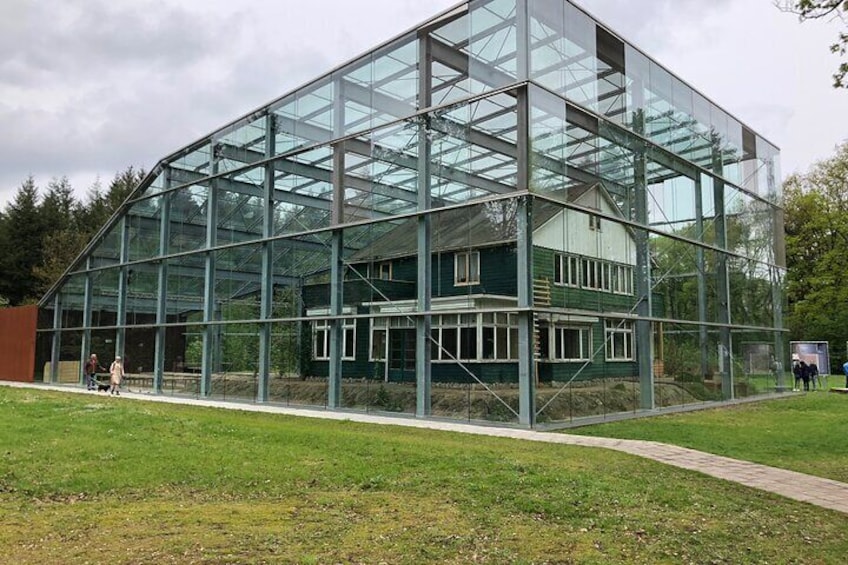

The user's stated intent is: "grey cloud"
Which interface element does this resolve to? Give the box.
[0,0,224,89]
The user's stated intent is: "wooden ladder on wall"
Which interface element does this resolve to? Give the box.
[532,278,551,361]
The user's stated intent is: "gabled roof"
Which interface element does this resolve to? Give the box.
[351,183,620,261]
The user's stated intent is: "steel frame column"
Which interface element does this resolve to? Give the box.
[516,85,535,427]
[153,168,171,394]
[201,146,219,397]
[50,293,62,384]
[115,216,129,360]
[80,256,93,387]
[416,33,433,417]
[258,114,277,403]
[328,142,345,409]
[633,113,655,410]
[772,265,787,390]
[711,138,733,399]
[770,160,788,391]
[516,0,529,81]
[695,174,709,379]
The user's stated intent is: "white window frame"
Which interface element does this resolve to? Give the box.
[552,325,592,362]
[605,320,634,361]
[582,258,599,290]
[369,317,388,361]
[612,265,634,295]
[313,318,356,361]
[454,251,480,286]
[481,312,518,361]
[377,261,392,281]
[566,256,580,286]
[589,214,602,231]
[554,254,580,287]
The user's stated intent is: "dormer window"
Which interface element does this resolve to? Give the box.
[455,251,480,285]
[377,261,392,280]
[589,214,602,231]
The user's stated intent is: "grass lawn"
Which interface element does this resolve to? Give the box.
[1,387,847,564]
[572,392,848,484]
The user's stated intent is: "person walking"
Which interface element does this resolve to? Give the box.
[84,354,104,391]
[793,361,803,391]
[808,362,820,390]
[109,356,125,396]
[843,360,848,389]
[799,360,811,392]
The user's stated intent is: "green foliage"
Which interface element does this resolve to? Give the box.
[783,141,848,372]
[0,177,44,305]
[778,0,848,87]
[0,167,144,306]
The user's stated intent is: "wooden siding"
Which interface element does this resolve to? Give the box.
[0,305,38,382]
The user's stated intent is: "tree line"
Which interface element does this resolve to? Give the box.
[0,167,144,306]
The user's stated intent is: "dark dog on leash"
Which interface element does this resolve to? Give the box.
[95,382,111,392]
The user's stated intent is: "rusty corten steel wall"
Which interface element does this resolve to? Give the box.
[0,305,37,382]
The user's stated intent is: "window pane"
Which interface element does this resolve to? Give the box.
[460,327,477,360]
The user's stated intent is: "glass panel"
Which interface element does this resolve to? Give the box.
[89,268,120,327]
[87,223,123,268]
[431,90,518,205]
[654,321,722,410]
[469,0,518,94]
[166,255,205,319]
[169,184,210,254]
[206,322,261,401]
[169,143,213,178]
[216,116,268,167]
[125,262,159,326]
[59,273,86,328]
[271,84,334,155]
[127,197,163,262]
[215,167,266,246]
[340,37,418,136]
[214,243,264,317]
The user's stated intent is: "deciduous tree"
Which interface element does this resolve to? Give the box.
[777,0,848,88]
[783,141,848,370]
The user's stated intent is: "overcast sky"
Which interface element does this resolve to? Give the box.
[1,0,846,208]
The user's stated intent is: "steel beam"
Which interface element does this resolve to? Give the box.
[258,115,277,402]
[416,34,433,418]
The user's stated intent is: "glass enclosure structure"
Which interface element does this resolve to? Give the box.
[36,0,784,427]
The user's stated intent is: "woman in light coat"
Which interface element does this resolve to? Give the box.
[109,356,124,396]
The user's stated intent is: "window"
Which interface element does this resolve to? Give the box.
[552,326,591,361]
[455,251,480,285]
[582,258,599,289]
[605,320,633,361]
[430,315,459,361]
[600,263,612,292]
[314,320,329,360]
[313,318,356,361]
[554,254,580,287]
[369,317,387,361]
[553,255,563,285]
[611,265,634,295]
[377,261,392,280]
[589,214,602,231]
[567,256,579,286]
[481,312,516,360]
[458,313,477,360]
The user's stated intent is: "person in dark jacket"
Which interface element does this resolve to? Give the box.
[84,354,105,391]
[793,361,803,391]
[808,362,820,390]
[799,361,811,391]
